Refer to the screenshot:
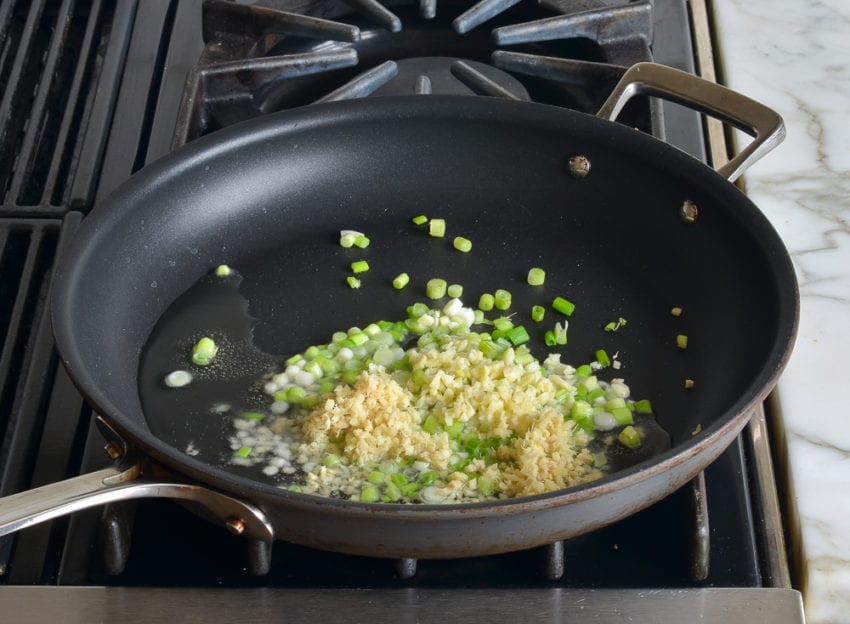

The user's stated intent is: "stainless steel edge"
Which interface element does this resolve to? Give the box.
[749,405,794,588]
[0,464,273,543]
[596,61,784,183]
[0,587,806,623]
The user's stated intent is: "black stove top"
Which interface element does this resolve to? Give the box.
[0,0,781,596]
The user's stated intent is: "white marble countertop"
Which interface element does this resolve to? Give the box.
[711,1,850,621]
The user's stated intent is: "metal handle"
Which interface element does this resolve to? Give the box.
[597,62,785,182]
[0,462,274,542]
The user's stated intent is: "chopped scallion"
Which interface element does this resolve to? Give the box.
[676,334,688,349]
[393,272,410,289]
[493,317,513,331]
[527,267,546,286]
[604,317,628,332]
[191,337,218,366]
[634,399,653,414]
[429,218,446,238]
[215,264,231,277]
[353,234,370,248]
[360,485,381,502]
[351,260,369,273]
[595,349,611,367]
[552,296,575,317]
[453,236,472,252]
[426,278,447,299]
[671,307,683,317]
[685,378,695,389]
[236,446,253,458]
[554,321,568,345]
[412,215,428,226]
[618,426,641,449]
[164,370,193,388]
[531,305,545,322]
[506,325,530,346]
[494,289,512,310]
[544,330,557,346]
[575,364,592,378]
[478,293,494,311]
[447,283,463,298]
[346,276,361,289]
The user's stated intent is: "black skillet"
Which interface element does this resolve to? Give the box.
[0,64,797,561]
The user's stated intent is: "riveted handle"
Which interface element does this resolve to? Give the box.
[0,462,274,542]
[597,62,785,182]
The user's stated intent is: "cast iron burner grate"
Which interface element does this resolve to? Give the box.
[173,0,655,145]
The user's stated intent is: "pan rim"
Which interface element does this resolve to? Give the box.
[51,95,800,516]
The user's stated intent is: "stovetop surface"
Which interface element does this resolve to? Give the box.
[0,0,787,599]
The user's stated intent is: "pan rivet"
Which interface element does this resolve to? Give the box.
[680,200,698,223]
[225,516,246,535]
[104,442,122,460]
[566,155,591,178]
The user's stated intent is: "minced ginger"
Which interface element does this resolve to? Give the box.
[294,334,601,501]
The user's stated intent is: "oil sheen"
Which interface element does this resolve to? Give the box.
[139,272,671,490]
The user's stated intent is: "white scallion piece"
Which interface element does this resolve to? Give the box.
[164,370,193,388]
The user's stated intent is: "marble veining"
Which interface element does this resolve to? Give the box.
[712,0,850,622]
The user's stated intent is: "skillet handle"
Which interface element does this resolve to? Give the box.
[596,62,785,183]
[0,463,274,542]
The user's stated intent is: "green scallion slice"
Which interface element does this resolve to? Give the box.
[676,334,688,349]
[447,283,463,298]
[236,446,253,458]
[346,276,361,289]
[595,349,611,367]
[552,296,576,316]
[412,215,428,226]
[527,267,546,286]
[479,293,494,311]
[426,278,447,299]
[506,325,530,346]
[618,425,641,449]
[353,234,370,248]
[360,485,381,502]
[453,236,472,252]
[191,337,218,366]
[215,264,231,277]
[494,289,512,310]
[493,317,513,331]
[575,364,592,377]
[393,272,410,289]
[634,399,653,414]
[351,260,369,273]
[531,305,545,322]
[429,218,446,237]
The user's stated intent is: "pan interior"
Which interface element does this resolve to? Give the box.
[55,97,794,496]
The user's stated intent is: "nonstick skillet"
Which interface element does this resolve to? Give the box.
[0,64,797,563]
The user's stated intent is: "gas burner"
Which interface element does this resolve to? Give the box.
[173,0,653,146]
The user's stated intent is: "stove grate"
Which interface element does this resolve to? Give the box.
[0,0,129,216]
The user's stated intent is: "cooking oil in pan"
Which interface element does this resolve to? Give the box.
[139,269,671,497]
[138,269,282,481]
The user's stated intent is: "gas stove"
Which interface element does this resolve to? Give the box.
[0,1,804,621]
